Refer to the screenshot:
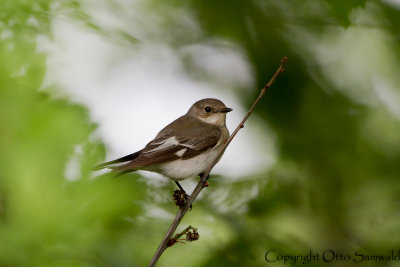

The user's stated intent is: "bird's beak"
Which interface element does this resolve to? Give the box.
[220,107,233,113]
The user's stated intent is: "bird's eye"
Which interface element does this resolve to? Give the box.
[204,106,211,112]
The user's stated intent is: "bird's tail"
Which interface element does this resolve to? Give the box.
[93,151,142,171]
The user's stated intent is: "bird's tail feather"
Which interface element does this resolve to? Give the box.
[114,170,135,177]
[93,150,142,171]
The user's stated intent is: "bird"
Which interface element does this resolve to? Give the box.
[94,98,232,195]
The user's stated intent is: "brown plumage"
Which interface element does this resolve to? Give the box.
[94,98,231,180]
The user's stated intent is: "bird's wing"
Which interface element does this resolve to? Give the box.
[115,121,221,171]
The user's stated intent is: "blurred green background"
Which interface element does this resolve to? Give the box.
[1,0,400,266]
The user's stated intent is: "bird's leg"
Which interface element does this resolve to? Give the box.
[199,173,210,187]
[173,181,191,209]
[175,181,185,193]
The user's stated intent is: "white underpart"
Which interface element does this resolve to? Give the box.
[158,140,223,181]
[175,148,187,157]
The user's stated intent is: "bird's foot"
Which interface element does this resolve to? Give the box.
[172,189,192,210]
[199,173,210,187]
[201,181,210,187]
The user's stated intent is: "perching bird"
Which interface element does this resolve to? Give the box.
[94,98,232,193]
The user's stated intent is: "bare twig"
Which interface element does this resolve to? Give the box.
[149,56,288,267]
[167,226,199,247]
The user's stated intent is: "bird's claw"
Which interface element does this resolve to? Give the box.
[199,173,210,187]
[201,181,209,187]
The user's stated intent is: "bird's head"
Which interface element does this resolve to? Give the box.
[187,98,232,126]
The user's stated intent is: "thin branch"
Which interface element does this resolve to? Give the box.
[148,56,288,267]
[167,226,199,247]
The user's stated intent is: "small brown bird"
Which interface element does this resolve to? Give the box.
[94,98,232,191]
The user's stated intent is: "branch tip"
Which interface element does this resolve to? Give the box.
[167,226,199,247]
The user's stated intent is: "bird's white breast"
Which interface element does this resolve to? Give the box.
[158,145,221,181]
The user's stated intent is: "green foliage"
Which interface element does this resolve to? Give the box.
[1,0,400,266]
[0,1,147,266]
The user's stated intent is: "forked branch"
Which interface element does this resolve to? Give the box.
[149,56,288,267]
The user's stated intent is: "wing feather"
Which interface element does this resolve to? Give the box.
[116,127,220,170]
[98,115,222,172]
